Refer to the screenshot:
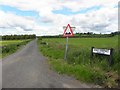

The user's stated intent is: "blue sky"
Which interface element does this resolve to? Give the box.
[0,5,101,17]
[0,5,39,17]
[0,0,118,35]
[53,6,101,15]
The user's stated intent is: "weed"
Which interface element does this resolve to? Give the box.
[37,36,118,88]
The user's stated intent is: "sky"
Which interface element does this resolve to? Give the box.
[0,0,118,36]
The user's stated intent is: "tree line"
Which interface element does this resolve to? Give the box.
[39,31,119,38]
[2,34,36,40]
[1,31,119,40]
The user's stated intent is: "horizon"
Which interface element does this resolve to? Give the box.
[1,30,119,37]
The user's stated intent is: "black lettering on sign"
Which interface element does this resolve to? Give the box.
[91,47,114,66]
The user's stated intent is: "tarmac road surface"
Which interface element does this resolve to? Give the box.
[2,39,99,88]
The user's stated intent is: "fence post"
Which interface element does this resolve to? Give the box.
[109,48,114,66]
[90,47,94,64]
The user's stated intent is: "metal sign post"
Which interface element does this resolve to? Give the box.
[63,24,75,60]
[64,37,68,60]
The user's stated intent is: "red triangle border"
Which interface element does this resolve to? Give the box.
[63,24,74,37]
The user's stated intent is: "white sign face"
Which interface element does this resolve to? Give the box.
[63,24,74,37]
[93,48,111,55]
[65,27,72,35]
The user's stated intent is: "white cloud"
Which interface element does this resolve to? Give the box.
[0,10,52,35]
[71,7,118,33]
[0,11,37,30]
[0,0,118,12]
[0,0,118,35]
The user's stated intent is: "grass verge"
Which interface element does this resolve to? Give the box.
[1,39,32,58]
[37,37,119,88]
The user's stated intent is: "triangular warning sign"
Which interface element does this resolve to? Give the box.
[63,24,74,37]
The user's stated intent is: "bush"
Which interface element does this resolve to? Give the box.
[2,40,31,58]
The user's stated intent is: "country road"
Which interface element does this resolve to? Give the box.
[2,39,98,88]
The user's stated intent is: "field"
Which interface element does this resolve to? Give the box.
[0,40,31,58]
[38,35,119,88]
[0,40,27,46]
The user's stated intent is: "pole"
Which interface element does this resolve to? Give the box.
[109,48,114,66]
[64,37,68,60]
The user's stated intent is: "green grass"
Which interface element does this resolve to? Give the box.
[0,39,31,58]
[0,40,28,46]
[42,35,118,48]
[37,36,119,88]
[49,59,107,85]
